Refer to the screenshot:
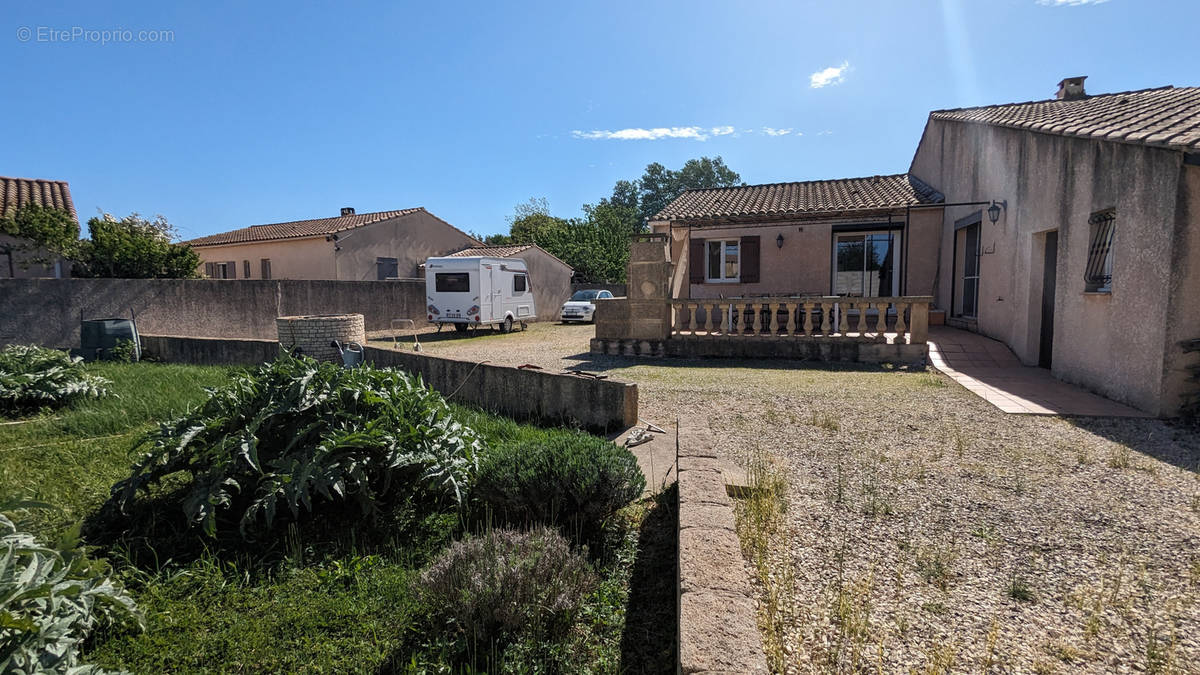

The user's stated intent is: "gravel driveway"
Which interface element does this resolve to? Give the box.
[373,321,1200,673]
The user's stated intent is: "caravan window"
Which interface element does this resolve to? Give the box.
[435,272,471,292]
[513,274,527,293]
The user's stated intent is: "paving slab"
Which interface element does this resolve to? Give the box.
[928,326,1150,417]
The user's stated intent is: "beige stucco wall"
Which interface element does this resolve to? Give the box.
[193,211,478,281]
[0,234,67,278]
[1161,164,1200,413]
[513,247,574,321]
[651,209,943,300]
[910,119,1187,414]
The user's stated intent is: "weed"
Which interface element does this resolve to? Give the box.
[1032,659,1056,674]
[734,446,791,672]
[1145,628,1176,675]
[954,430,969,459]
[810,410,840,432]
[919,642,957,674]
[914,541,957,590]
[1190,494,1199,513]
[827,571,874,671]
[970,524,1000,543]
[921,601,948,615]
[981,617,1000,671]
[1007,575,1036,602]
[1044,641,1082,663]
[1108,443,1132,469]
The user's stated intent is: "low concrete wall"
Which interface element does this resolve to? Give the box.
[676,417,768,674]
[0,278,428,349]
[131,335,639,432]
[364,346,637,432]
[140,334,280,365]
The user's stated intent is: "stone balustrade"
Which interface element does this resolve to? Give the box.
[669,296,932,344]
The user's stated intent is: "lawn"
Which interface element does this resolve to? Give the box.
[0,360,677,673]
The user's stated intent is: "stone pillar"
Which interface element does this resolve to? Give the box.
[624,233,673,341]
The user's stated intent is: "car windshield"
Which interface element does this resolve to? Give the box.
[570,290,600,301]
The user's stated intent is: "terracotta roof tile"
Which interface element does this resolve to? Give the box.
[930,86,1200,152]
[185,208,427,247]
[0,176,77,222]
[446,243,574,271]
[653,174,943,222]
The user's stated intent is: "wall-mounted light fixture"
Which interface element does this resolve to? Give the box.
[987,200,1007,225]
[776,233,784,249]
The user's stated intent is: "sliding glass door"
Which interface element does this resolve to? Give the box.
[832,231,900,297]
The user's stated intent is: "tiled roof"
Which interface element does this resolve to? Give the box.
[185,208,427,247]
[930,86,1200,152]
[0,176,77,221]
[446,244,534,258]
[447,243,573,271]
[653,174,943,222]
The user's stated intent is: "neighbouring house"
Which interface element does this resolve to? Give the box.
[909,78,1200,416]
[0,175,76,279]
[641,77,1199,416]
[444,244,575,321]
[186,207,479,281]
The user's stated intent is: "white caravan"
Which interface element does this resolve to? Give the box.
[424,256,535,332]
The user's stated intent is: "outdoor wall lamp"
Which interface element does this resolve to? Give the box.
[776,233,785,249]
[987,200,1007,225]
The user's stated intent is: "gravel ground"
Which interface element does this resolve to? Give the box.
[373,322,1200,673]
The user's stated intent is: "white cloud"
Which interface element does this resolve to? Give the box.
[810,61,850,88]
[762,127,793,136]
[571,126,734,141]
[1037,0,1108,5]
[817,130,834,136]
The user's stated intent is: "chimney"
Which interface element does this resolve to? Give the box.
[340,207,355,217]
[1056,76,1088,101]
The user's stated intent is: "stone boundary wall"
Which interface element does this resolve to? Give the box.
[0,278,427,349]
[676,417,768,674]
[365,346,637,433]
[570,282,627,297]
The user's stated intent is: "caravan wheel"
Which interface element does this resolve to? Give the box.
[502,316,513,333]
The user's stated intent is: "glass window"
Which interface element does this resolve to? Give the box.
[570,290,600,301]
[1084,210,1115,293]
[833,231,900,296]
[706,240,740,282]
[513,274,526,293]
[376,257,399,280]
[260,259,272,280]
[435,272,471,292]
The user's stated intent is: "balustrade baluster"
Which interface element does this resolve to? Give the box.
[785,302,797,336]
[721,303,732,334]
[838,302,849,334]
[874,302,888,342]
[768,303,780,335]
[856,302,870,337]
[703,302,714,334]
[803,302,815,336]
[895,302,908,336]
[687,303,698,333]
[821,302,832,336]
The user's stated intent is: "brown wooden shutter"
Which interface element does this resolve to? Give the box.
[689,238,706,284]
[228,261,237,279]
[204,262,214,278]
[741,236,760,283]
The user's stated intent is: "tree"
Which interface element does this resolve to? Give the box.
[73,212,200,279]
[631,156,742,227]
[0,203,80,276]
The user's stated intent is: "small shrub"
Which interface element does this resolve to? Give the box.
[472,434,645,541]
[108,338,139,363]
[417,527,595,663]
[0,344,110,415]
[0,511,141,673]
[1007,575,1036,602]
[110,353,481,537]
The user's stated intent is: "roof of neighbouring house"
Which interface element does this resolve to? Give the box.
[930,85,1200,152]
[185,207,476,247]
[446,243,574,271]
[0,176,77,221]
[652,174,944,222]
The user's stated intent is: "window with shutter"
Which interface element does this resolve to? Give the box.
[227,261,237,279]
[204,262,215,278]
[243,260,251,278]
[261,259,272,280]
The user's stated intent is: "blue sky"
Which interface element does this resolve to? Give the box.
[4,0,1197,240]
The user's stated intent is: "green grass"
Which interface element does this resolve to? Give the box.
[0,361,669,673]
